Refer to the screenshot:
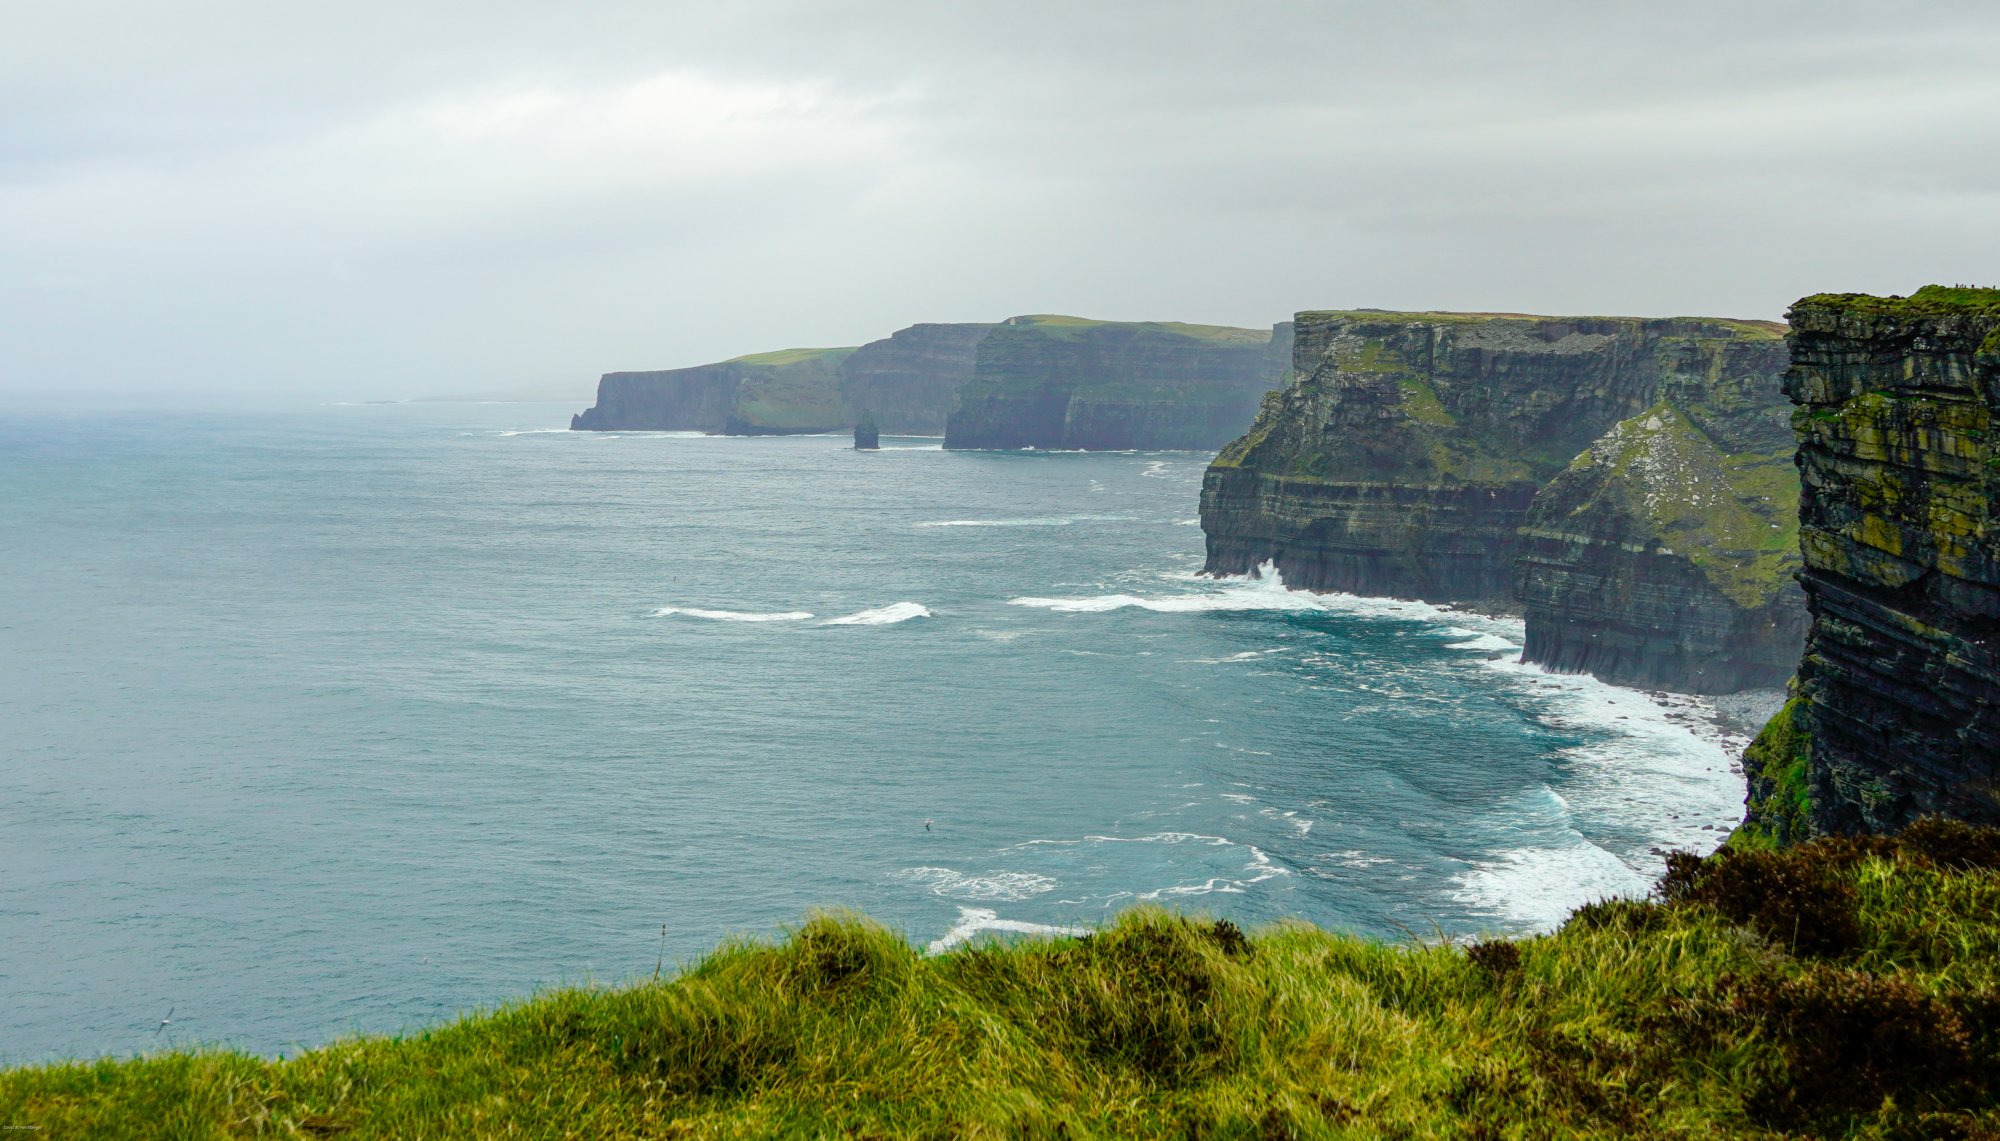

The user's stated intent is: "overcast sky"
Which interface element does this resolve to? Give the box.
[4,1,1997,405]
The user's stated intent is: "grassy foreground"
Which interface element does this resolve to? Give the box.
[6,825,1999,1139]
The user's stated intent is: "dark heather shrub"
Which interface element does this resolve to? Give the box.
[1660,845,1861,956]
[1205,919,1252,958]
[1564,897,1666,935]
[1900,816,2000,871]
[1464,940,1522,980]
[1734,967,1976,1126]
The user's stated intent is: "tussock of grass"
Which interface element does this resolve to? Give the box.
[7,825,2000,1138]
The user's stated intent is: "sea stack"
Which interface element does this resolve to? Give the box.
[853,410,880,450]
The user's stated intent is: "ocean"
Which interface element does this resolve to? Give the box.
[0,404,1748,1060]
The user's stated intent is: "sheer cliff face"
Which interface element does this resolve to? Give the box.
[1205,313,1785,597]
[1514,338,1805,693]
[942,317,1290,451]
[571,348,855,434]
[838,323,994,435]
[1201,310,1801,692]
[1755,288,2000,834]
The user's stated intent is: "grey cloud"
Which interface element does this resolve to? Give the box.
[2,0,1997,403]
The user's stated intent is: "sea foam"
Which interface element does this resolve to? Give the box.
[927,908,1090,955]
[822,602,932,626]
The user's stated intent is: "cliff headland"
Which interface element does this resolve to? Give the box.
[1201,310,1804,693]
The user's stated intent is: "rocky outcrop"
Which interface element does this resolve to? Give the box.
[853,410,880,450]
[1200,309,1805,693]
[1512,339,1806,693]
[1743,287,2000,836]
[943,317,1290,451]
[839,323,995,435]
[571,347,855,434]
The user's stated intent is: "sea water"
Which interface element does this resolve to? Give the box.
[0,404,1747,1060]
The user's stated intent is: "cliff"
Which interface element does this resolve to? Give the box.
[1513,336,1805,693]
[571,346,856,434]
[1200,310,1803,693]
[1742,286,2000,837]
[839,323,995,435]
[943,317,1290,450]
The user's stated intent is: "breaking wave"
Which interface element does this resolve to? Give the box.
[822,602,932,626]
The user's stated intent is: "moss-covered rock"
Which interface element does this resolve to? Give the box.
[1736,695,1816,848]
[1780,285,2000,834]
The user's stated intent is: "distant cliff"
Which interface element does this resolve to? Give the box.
[1741,287,2000,839]
[840,323,995,435]
[571,347,856,434]
[1201,310,1803,693]
[943,317,1292,451]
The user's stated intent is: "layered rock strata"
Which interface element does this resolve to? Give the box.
[1743,287,2000,836]
[1201,310,1804,693]
[943,317,1291,451]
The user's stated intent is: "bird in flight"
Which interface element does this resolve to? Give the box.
[154,1007,174,1035]
[924,819,933,832]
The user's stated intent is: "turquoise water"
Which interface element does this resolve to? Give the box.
[0,405,1744,1060]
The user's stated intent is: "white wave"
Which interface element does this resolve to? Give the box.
[1445,657,1744,930]
[1008,563,1529,629]
[648,607,813,622]
[878,444,944,451]
[495,428,573,436]
[1009,564,1325,614]
[1139,844,1289,900]
[1445,634,1520,651]
[821,602,931,626]
[1173,518,1202,525]
[897,867,1057,902]
[927,908,1090,955]
[1452,837,1654,931]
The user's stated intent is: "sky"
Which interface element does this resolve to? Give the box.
[3,1,1998,406]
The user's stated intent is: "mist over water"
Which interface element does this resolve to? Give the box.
[0,405,1743,1060]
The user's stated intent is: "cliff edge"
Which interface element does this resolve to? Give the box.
[1743,286,2000,837]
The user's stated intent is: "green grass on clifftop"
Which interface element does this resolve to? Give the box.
[8,824,2000,1139]
[723,347,858,368]
[1796,285,2000,318]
